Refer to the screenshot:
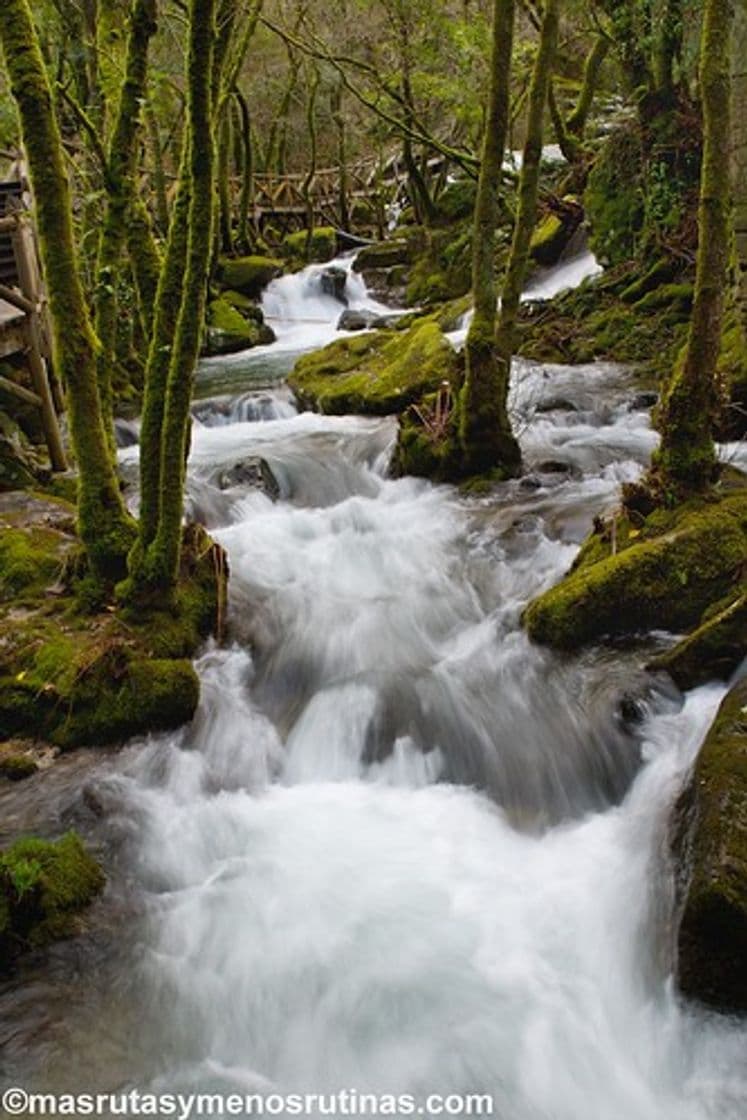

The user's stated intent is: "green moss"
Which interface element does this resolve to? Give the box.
[217,255,283,298]
[649,589,747,689]
[0,832,104,964]
[405,225,474,307]
[632,283,694,315]
[716,313,747,440]
[206,298,275,355]
[392,407,462,483]
[0,514,223,747]
[289,321,460,416]
[675,678,747,1012]
[435,179,478,223]
[0,753,38,780]
[523,489,747,650]
[0,527,70,600]
[281,226,337,264]
[352,240,411,272]
[585,124,644,266]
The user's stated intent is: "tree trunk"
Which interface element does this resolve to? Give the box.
[93,0,158,446]
[458,0,521,477]
[235,89,254,251]
[218,103,234,254]
[146,100,170,235]
[655,0,735,492]
[497,0,559,362]
[146,0,217,592]
[0,0,134,580]
[567,34,609,137]
[733,0,747,335]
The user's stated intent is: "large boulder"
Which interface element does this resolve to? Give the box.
[320,266,348,304]
[289,320,460,416]
[523,489,747,651]
[217,255,283,298]
[673,677,747,1013]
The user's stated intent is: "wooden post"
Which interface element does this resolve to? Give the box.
[10,215,68,472]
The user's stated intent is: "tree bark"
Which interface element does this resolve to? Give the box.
[146,0,217,592]
[567,34,609,137]
[0,0,134,579]
[93,0,158,446]
[497,0,559,362]
[458,0,521,477]
[655,0,735,491]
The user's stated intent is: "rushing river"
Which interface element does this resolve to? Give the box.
[1,254,746,1118]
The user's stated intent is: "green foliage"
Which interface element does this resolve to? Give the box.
[280,226,337,264]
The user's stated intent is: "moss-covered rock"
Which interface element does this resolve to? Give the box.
[0,501,224,747]
[435,179,478,223]
[529,200,583,267]
[0,409,42,492]
[280,226,337,264]
[352,239,411,272]
[405,225,475,307]
[217,255,283,298]
[205,297,275,356]
[289,321,460,416]
[649,591,747,690]
[523,489,747,650]
[0,751,38,780]
[673,678,747,1012]
[0,832,104,966]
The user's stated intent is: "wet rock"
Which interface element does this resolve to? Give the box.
[648,591,747,690]
[352,239,410,272]
[320,266,348,304]
[114,418,139,448]
[673,677,747,1013]
[519,475,543,491]
[534,398,579,414]
[630,391,659,410]
[337,309,381,331]
[215,456,280,500]
[537,460,573,475]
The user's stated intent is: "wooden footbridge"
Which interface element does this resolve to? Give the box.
[0,162,67,472]
[237,154,452,233]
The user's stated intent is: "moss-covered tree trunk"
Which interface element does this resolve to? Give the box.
[93,0,158,443]
[131,153,190,569]
[235,89,254,251]
[496,0,559,365]
[567,34,609,138]
[0,0,134,579]
[734,0,747,336]
[458,0,520,477]
[145,0,216,592]
[655,0,735,492]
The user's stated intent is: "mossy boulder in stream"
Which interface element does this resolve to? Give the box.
[280,227,337,265]
[217,255,283,298]
[289,320,460,416]
[206,298,275,356]
[673,678,747,1012]
[523,489,747,650]
[0,832,104,967]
